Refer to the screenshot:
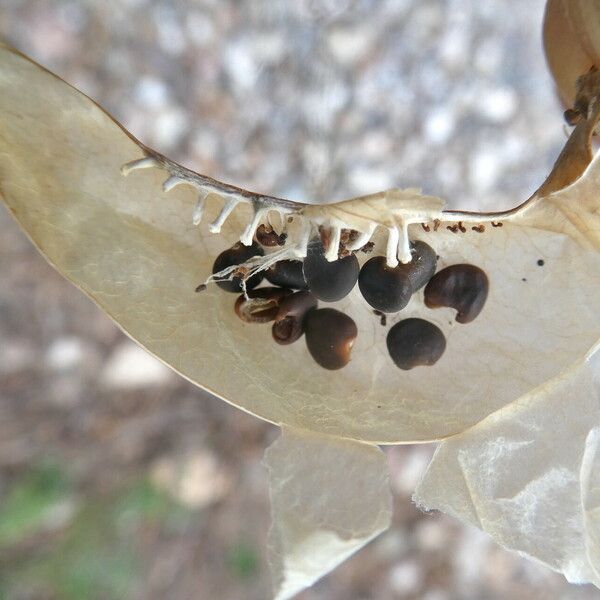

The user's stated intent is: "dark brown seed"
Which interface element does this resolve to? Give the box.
[255,224,287,247]
[234,287,292,324]
[424,264,489,324]
[272,291,318,345]
[398,240,438,291]
[303,239,359,302]
[212,241,264,293]
[304,308,358,370]
[358,256,412,313]
[387,318,446,370]
[265,260,308,290]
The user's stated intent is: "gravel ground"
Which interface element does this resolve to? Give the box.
[0,1,597,599]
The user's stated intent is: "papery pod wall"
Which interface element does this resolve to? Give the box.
[2,1,600,598]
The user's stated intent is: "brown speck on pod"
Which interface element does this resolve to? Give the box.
[360,241,375,254]
[319,226,333,254]
[212,241,264,293]
[447,224,459,233]
[472,225,485,233]
[491,221,503,228]
[272,291,318,345]
[421,223,431,232]
[387,318,446,370]
[458,221,466,233]
[424,264,489,324]
[235,287,292,324]
[433,219,441,231]
[255,224,287,247]
[373,310,387,326]
[564,108,581,126]
[304,308,358,370]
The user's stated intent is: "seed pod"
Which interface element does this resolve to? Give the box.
[212,241,264,293]
[398,240,438,291]
[265,260,308,290]
[424,264,489,324]
[304,308,358,370]
[303,239,359,302]
[272,291,318,345]
[235,287,292,323]
[358,256,413,313]
[386,318,446,370]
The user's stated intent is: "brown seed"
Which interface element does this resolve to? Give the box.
[255,224,287,247]
[265,260,308,290]
[234,287,292,324]
[304,308,358,370]
[387,318,446,370]
[272,291,318,345]
[303,238,359,302]
[424,264,489,324]
[212,241,264,293]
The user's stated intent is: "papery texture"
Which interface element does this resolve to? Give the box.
[263,427,391,600]
[1,44,600,443]
[415,344,600,586]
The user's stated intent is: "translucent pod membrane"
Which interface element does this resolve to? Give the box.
[2,45,600,443]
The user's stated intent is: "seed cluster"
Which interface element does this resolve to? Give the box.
[208,232,489,371]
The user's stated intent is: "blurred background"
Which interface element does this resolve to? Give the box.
[0,1,596,598]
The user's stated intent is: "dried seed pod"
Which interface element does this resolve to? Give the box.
[304,308,358,370]
[424,264,489,324]
[235,287,292,323]
[303,239,359,302]
[398,240,438,291]
[358,256,412,313]
[272,291,318,345]
[543,0,599,107]
[386,318,446,370]
[212,241,264,293]
[265,260,308,290]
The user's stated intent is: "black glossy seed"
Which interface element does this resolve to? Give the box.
[265,260,308,290]
[387,318,446,370]
[302,239,359,302]
[537,259,545,266]
[235,287,292,324]
[272,291,318,345]
[304,308,358,370]
[212,241,264,293]
[424,264,489,324]
[358,256,412,313]
[398,240,438,291]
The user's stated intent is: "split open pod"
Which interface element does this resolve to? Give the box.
[2,37,600,597]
